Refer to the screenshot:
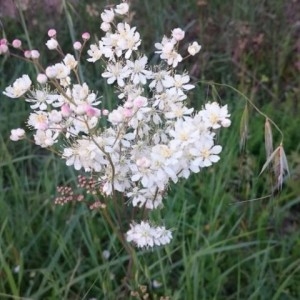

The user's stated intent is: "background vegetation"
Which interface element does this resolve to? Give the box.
[0,0,299,299]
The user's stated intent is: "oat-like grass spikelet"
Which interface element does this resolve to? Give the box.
[264,118,273,159]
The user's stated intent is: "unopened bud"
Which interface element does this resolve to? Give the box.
[31,50,40,59]
[73,41,82,50]
[12,39,22,48]
[0,44,8,54]
[37,73,48,84]
[48,29,57,38]
[24,50,32,58]
[82,32,90,40]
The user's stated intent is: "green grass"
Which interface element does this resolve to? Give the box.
[0,0,300,299]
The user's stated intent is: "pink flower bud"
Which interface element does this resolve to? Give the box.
[12,39,22,48]
[37,73,48,84]
[85,105,101,117]
[123,108,133,118]
[0,38,7,45]
[73,41,82,50]
[133,96,147,108]
[124,101,133,109]
[31,50,40,59]
[0,44,8,54]
[24,50,32,58]
[102,109,109,116]
[82,32,90,40]
[61,103,72,117]
[48,29,57,38]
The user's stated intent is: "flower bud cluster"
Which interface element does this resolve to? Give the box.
[2,2,230,248]
[54,186,84,205]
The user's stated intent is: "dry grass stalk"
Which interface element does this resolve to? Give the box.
[239,104,249,151]
[259,143,290,191]
[264,117,274,159]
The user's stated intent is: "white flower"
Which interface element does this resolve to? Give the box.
[45,38,58,50]
[13,265,20,274]
[28,112,49,130]
[164,50,182,68]
[10,128,25,141]
[200,102,231,129]
[164,103,194,119]
[100,22,111,32]
[102,250,110,260]
[34,129,59,148]
[26,89,58,110]
[188,41,201,56]
[69,83,100,109]
[190,139,222,169]
[169,118,199,149]
[149,70,170,93]
[162,74,194,92]
[101,33,120,59]
[116,23,141,59]
[171,28,185,41]
[63,139,104,172]
[155,36,182,67]
[155,36,175,55]
[87,43,103,62]
[70,116,98,135]
[152,280,162,289]
[53,63,71,79]
[45,66,57,78]
[63,54,78,69]
[126,221,155,248]
[115,3,129,15]
[150,144,181,184]
[127,187,163,209]
[153,226,172,246]
[102,62,130,87]
[101,8,114,23]
[133,96,148,108]
[59,77,71,88]
[3,75,32,98]
[48,110,62,124]
[108,106,125,124]
[126,56,152,85]
[153,90,183,111]
[126,221,172,248]
[131,156,156,188]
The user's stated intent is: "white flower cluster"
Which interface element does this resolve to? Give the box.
[2,2,230,248]
[126,221,172,248]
